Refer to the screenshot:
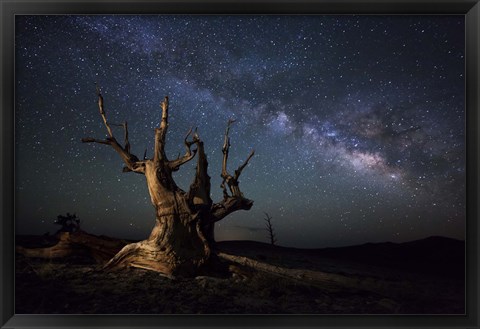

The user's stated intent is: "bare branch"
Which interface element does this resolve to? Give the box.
[168,127,199,171]
[96,84,114,138]
[110,121,131,154]
[122,161,148,174]
[169,150,197,172]
[221,119,236,179]
[160,96,169,131]
[106,137,145,174]
[154,96,169,164]
[220,119,254,198]
[83,87,145,175]
[124,122,130,154]
[210,197,253,223]
[234,150,255,181]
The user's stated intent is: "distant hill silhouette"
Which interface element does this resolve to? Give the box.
[217,236,465,279]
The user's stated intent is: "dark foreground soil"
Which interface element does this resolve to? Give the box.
[15,235,465,314]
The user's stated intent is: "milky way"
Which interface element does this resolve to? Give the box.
[15,15,465,248]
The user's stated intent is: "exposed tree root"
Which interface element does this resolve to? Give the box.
[217,252,364,292]
[102,241,176,278]
[16,231,127,263]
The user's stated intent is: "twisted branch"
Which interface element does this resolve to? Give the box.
[96,84,114,138]
[169,127,199,171]
[220,119,254,198]
[110,121,131,154]
[82,86,145,174]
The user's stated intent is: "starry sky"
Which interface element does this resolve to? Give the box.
[15,15,465,248]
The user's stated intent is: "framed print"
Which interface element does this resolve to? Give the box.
[1,0,479,328]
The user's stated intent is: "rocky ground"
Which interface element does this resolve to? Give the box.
[15,236,465,314]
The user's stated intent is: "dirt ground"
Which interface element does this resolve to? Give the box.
[15,236,465,314]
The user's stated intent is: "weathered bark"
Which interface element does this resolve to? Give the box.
[79,89,254,277]
[16,230,128,263]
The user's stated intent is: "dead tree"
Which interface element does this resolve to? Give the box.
[81,88,254,277]
[263,212,276,246]
[54,213,80,233]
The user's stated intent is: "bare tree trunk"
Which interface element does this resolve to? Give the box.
[103,178,211,277]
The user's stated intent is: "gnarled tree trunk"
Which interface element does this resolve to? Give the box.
[80,90,254,277]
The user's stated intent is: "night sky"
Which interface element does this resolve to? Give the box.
[15,15,465,248]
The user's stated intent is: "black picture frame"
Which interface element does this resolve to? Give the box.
[1,0,478,328]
